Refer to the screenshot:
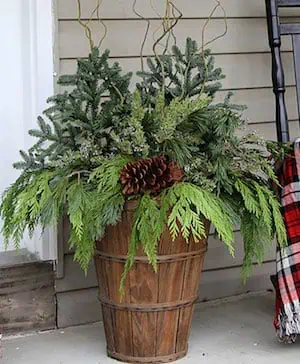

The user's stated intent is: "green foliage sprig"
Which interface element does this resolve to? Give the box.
[137,38,224,104]
[234,180,287,278]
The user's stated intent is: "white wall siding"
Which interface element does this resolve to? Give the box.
[57,0,300,19]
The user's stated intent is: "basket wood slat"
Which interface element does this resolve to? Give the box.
[94,201,209,363]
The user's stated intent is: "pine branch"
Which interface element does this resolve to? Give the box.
[137,38,225,104]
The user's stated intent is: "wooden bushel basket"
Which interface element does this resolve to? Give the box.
[94,201,209,363]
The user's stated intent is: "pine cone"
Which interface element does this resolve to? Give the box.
[120,156,184,196]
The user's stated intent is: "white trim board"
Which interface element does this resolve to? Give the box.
[0,1,57,260]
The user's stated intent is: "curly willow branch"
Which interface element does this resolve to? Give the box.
[148,0,176,58]
[132,0,150,72]
[148,0,228,97]
[170,3,177,46]
[153,0,183,93]
[148,1,169,60]
[77,0,124,104]
[162,2,172,55]
[200,0,228,96]
[77,0,94,50]
[202,1,228,49]
[76,0,108,51]
[162,0,181,54]
[95,0,108,49]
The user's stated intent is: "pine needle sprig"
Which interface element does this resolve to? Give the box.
[137,38,224,103]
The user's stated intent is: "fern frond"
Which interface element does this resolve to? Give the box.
[67,182,87,240]
[167,193,205,243]
[251,181,273,236]
[263,187,287,247]
[89,156,132,193]
[235,180,261,218]
[165,183,235,255]
[120,195,165,296]
[241,212,273,281]
[0,170,57,249]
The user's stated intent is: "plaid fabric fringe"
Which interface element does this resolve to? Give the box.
[275,137,300,343]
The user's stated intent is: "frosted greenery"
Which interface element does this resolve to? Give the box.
[0,38,287,293]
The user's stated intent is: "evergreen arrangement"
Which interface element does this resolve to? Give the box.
[0,38,287,292]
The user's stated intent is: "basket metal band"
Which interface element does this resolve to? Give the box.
[99,295,198,312]
[107,348,188,363]
[94,247,207,264]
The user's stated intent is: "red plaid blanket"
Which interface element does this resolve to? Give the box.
[275,138,300,343]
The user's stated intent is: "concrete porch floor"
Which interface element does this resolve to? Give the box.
[2,292,300,364]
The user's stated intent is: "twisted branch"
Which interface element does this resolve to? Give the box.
[95,0,108,49]
[200,0,228,96]
[77,0,94,50]
[149,0,177,56]
[76,0,124,104]
[76,0,108,51]
[202,0,228,49]
[153,0,183,93]
[132,0,150,72]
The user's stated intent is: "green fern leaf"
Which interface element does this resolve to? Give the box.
[235,180,261,218]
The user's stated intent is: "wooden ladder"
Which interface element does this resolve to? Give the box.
[265,0,300,142]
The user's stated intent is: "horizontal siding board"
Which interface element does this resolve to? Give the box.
[199,261,274,302]
[57,234,276,294]
[205,234,275,271]
[56,261,274,328]
[57,0,300,19]
[222,52,295,89]
[246,119,300,140]
[58,19,292,59]
[216,87,298,124]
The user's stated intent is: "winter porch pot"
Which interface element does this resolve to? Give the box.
[0,40,287,364]
[95,200,210,363]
